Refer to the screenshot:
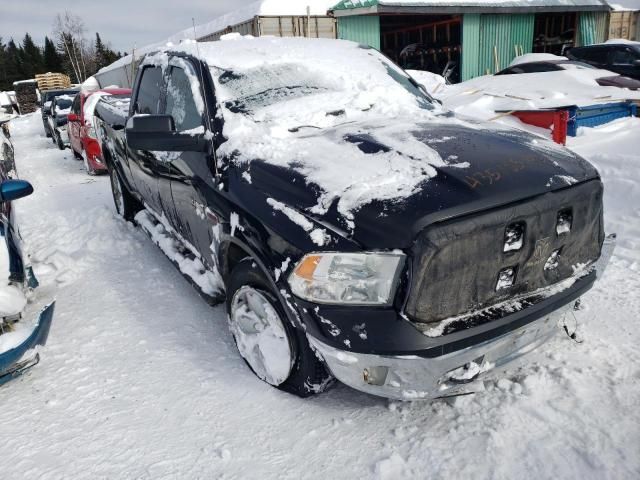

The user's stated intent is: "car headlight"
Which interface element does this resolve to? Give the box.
[288,252,405,306]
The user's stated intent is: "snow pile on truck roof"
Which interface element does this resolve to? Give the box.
[144,37,460,224]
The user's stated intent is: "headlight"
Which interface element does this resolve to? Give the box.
[288,252,405,306]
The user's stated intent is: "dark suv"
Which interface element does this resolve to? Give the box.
[94,38,614,401]
[567,42,640,80]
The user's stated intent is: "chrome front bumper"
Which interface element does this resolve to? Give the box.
[308,234,616,401]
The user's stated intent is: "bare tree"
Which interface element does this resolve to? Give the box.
[53,11,89,82]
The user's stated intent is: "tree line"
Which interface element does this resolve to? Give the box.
[0,12,124,91]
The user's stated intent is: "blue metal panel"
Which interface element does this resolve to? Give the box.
[567,102,636,136]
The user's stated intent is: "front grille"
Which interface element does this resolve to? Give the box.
[405,180,603,324]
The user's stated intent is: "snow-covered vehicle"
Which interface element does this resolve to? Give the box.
[496,55,640,90]
[47,94,75,150]
[0,131,54,384]
[40,88,80,138]
[568,41,640,80]
[95,37,615,400]
[67,88,131,175]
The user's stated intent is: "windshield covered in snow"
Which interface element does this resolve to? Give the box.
[54,97,73,114]
[214,60,433,115]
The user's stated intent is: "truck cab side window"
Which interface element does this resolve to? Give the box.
[165,66,203,132]
[136,67,163,115]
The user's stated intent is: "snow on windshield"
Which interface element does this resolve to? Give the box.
[148,38,448,226]
[54,94,74,114]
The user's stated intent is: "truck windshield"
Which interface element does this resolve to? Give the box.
[55,99,73,110]
[212,56,434,116]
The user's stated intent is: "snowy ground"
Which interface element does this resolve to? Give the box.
[0,112,638,479]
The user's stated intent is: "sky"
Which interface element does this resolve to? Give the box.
[1,0,639,53]
[0,0,255,53]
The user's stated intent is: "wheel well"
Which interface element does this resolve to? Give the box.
[224,242,251,281]
[101,142,112,165]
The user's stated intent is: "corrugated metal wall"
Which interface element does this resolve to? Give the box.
[462,14,481,81]
[337,16,381,49]
[462,13,533,80]
[577,11,608,46]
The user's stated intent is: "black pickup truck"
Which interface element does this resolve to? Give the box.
[94,38,615,400]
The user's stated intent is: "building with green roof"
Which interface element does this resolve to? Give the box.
[329,0,611,81]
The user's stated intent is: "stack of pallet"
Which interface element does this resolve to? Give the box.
[12,80,39,114]
[35,72,72,91]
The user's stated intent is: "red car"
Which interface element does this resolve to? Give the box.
[68,88,131,174]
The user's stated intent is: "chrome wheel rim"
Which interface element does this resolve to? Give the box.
[111,171,125,215]
[229,286,293,386]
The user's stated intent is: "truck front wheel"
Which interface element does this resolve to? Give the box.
[226,258,333,397]
[108,167,141,221]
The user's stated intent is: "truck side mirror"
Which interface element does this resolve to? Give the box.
[126,114,207,152]
[0,180,33,202]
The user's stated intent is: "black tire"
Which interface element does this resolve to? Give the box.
[108,165,141,221]
[55,131,65,150]
[226,258,333,398]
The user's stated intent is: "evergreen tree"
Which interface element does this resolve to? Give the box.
[4,39,23,87]
[94,32,120,71]
[0,38,6,90]
[43,36,63,72]
[20,33,45,77]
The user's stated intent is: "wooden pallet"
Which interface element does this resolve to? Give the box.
[35,73,71,91]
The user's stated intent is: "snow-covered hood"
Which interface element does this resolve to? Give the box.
[250,116,600,249]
